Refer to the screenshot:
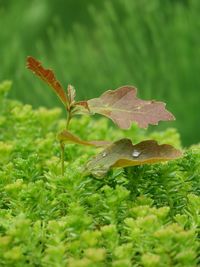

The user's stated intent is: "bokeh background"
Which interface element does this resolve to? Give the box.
[0,0,199,146]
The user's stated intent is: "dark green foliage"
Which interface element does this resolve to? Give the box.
[0,82,199,266]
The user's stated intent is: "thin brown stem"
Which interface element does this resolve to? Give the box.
[66,111,71,129]
[66,101,76,128]
[60,142,65,176]
[61,107,73,175]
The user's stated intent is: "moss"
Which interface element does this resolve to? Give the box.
[0,81,199,266]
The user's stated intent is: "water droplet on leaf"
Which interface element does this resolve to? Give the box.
[132,150,140,158]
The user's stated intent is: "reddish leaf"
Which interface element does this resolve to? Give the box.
[58,130,111,147]
[26,56,68,106]
[74,101,90,113]
[86,138,182,178]
[87,86,175,129]
[67,84,76,106]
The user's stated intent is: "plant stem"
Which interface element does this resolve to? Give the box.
[60,142,65,176]
[66,107,72,129]
[61,109,72,175]
[66,113,71,129]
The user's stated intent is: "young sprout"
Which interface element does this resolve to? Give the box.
[27,56,182,177]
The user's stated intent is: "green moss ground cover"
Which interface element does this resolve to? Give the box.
[0,81,200,266]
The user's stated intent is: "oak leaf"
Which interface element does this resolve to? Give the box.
[86,138,182,178]
[67,84,76,107]
[58,130,111,147]
[26,56,68,106]
[87,86,175,129]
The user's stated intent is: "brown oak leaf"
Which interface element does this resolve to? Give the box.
[87,86,175,129]
[86,138,182,178]
[26,56,68,106]
[58,130,111,147]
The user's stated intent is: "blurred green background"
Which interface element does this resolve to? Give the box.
[0,0,199,146]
